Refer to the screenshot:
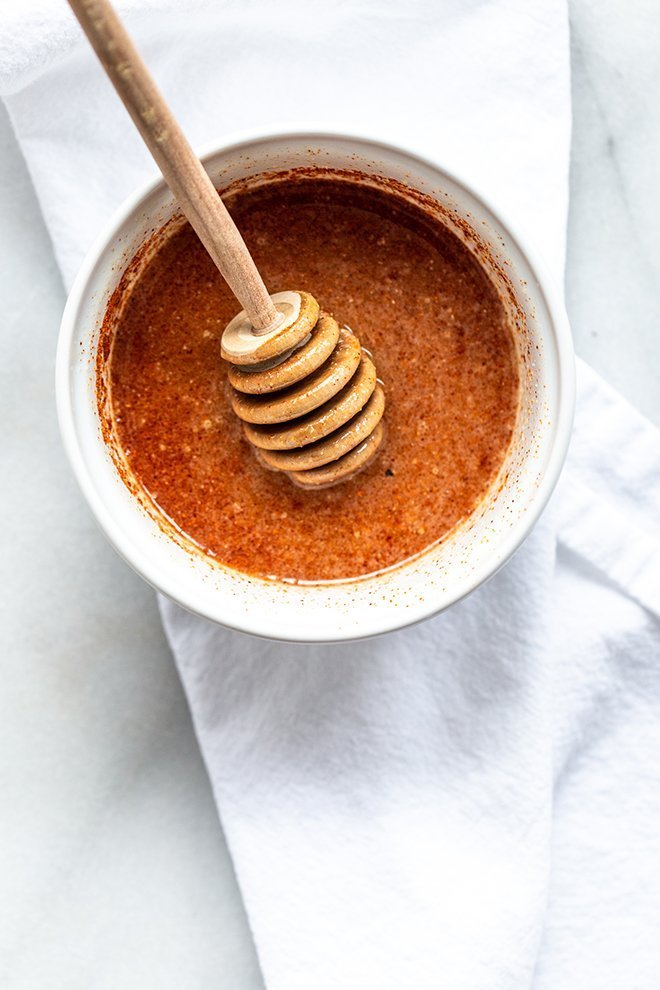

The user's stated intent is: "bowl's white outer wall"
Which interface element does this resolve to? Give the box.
[56,127,574,642]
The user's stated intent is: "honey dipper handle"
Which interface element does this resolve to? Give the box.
[67,0,280,332]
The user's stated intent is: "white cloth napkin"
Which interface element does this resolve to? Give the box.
[3,2,660,987]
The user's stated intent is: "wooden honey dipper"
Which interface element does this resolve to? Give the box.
[69,0,385,489]
[221,296,385,488]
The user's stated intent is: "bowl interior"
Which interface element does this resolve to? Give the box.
[58,132,572,641]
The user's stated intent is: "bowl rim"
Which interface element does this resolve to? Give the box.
[56,123,575,642]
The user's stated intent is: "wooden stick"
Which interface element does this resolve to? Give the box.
[67,0,280,332]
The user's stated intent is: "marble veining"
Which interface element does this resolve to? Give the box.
[566,0,660,426]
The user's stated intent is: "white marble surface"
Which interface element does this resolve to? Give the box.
[1,1,658,986]
[566,0,660,426]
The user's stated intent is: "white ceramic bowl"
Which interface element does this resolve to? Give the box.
[57,127,574,642]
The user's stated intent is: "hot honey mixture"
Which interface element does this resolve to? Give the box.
[104,173,519,581]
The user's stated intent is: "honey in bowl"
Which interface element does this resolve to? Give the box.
[99,170,520,583]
